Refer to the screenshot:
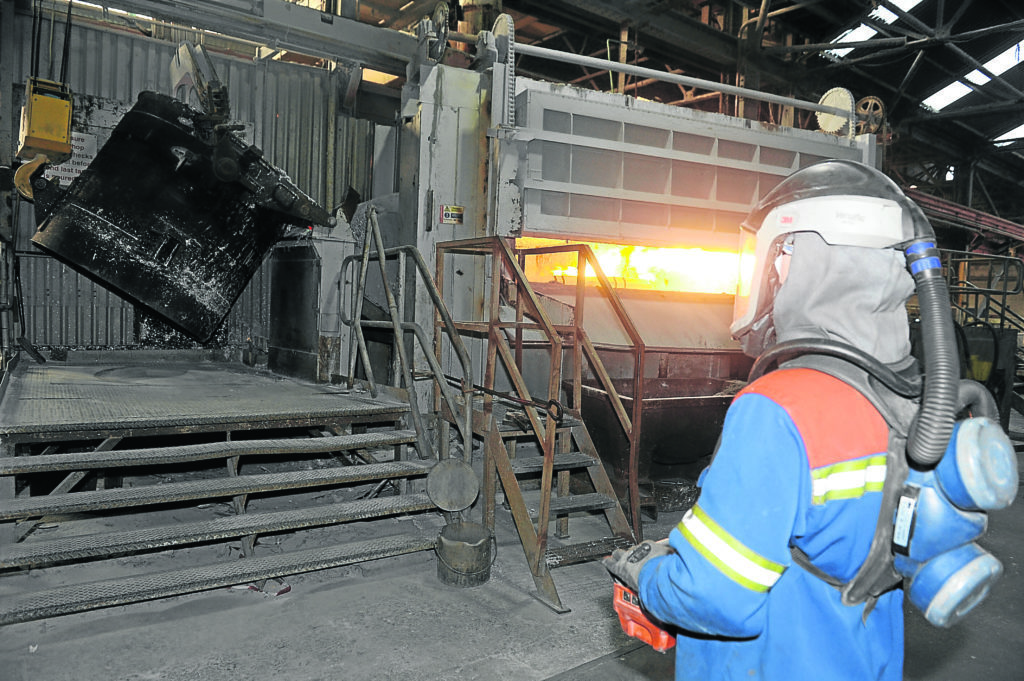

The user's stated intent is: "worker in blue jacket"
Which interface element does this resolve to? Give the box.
[604,159,960,680]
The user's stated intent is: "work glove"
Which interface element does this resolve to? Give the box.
[602,540,674,592]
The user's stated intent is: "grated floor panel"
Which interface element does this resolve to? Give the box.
[0,359,408,437]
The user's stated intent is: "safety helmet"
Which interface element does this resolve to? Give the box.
[733,158,957,469]
[731,160,925,340]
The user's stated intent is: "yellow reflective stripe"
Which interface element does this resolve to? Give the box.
[678,504,785,593]
[811,455,887,504]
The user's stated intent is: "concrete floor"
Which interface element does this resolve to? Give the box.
[2,460,1021,681]
[0,509,645,681]
[0,364,1021,680]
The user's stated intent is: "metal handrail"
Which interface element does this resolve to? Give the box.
[438,236,647,530]
[515,243,647,532]
[351,319,472,453]
[341,243,473,457]
[436,235,565,447]
[492,237,563,455]
[434,235,650,536]
[435,236,566,565]
[342,207,473,461]
[944,249,1024,296]
[952,283,1024,334]
[346,216,380,397]
[448,31,861,129]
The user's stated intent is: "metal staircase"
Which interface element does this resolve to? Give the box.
[435,236,641,612]
[344,212,634,610]
[0,377,441,625]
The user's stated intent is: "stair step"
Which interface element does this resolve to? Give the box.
[0,430,418,475]
[0,534,437,625]
[531,493,617,521]
[0,461,433,521]
[545,536,635,569]
[510,451,597,475]
[0,493,436,569]
[497,414,582,436]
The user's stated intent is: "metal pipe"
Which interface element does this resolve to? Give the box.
[346,221,378,396]
[751,0,770,48]
[762,37,906,54]
[738,0,827,39]
[512,42,859,119]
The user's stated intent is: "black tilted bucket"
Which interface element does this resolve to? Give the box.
[31,91,331,342]
[435,521,495,588]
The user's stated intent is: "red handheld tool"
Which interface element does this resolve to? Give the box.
[613,581,676,653]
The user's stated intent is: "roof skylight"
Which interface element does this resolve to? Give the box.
[996,123,1024,142]
[922,39,1024,113]
[826,0,924,59]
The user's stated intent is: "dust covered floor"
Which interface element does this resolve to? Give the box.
[0,357,1022,680]
[0,354,648,681]
[0,509,651,681]
[5,465,1023,681]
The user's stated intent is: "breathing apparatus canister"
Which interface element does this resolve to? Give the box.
[892,417,1018,627]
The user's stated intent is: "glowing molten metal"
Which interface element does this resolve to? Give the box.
[517,237,745,296]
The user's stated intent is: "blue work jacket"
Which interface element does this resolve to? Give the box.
[638,367,904,681]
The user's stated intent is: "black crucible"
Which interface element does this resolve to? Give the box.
[31,91,332,343]
[577,376,741,514]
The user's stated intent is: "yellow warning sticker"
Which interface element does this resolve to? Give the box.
[440,205,465,225]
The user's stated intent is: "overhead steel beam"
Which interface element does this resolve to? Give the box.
[509,0,799,86]
[900,122,1024,192]
[902,100,1024,123]
[765,36,906,54]
[878,0,1024,100]
[95,0,418,75]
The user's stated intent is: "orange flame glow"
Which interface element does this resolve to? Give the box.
[517,237,743,295]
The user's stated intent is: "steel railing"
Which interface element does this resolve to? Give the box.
[341,207,473,461]
[435,236,647,534]
[944,249,1024,332]
[515,241,648,531]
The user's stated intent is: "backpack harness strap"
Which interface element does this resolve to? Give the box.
[780,355,919,619]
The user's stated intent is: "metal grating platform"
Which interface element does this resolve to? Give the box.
[0,461,432,520]
[0,359,410,439]
[0,356,445,625]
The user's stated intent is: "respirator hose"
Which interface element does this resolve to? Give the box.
[906,240,958,466]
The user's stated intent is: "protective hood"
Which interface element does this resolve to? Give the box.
[744,232,915,363]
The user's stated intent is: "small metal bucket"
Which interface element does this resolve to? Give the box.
[435,521,495,588]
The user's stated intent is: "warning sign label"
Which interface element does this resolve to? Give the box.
[44,132,97,186]
[439,205,465,225]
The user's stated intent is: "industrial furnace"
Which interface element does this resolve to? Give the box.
[395,28,878,522]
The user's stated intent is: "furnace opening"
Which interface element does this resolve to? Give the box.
[517,236,747,296]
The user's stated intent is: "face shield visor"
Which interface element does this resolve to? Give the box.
[730,194,912,338]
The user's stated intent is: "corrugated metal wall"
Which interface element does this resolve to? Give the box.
[8,7,374,349]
